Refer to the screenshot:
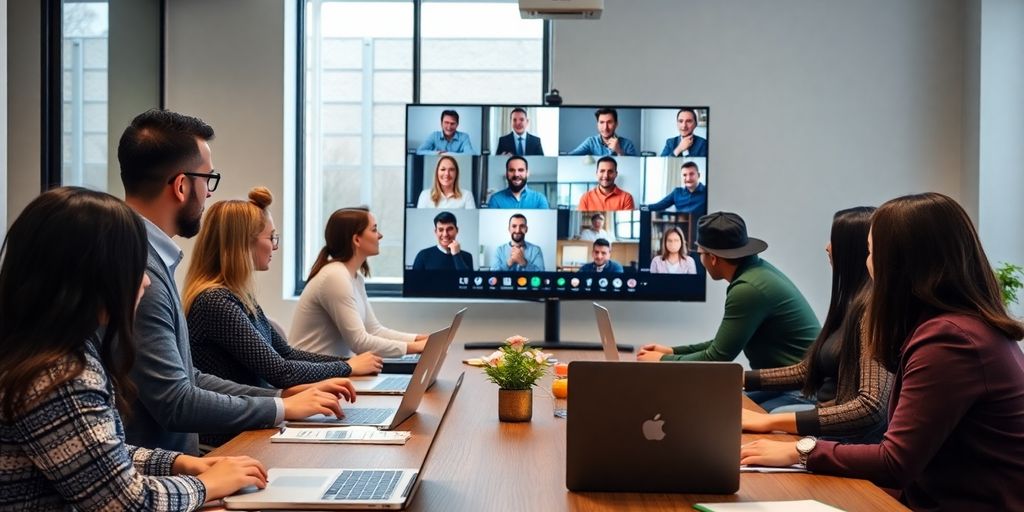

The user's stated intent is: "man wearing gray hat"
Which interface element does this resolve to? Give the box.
[637,212,820,376]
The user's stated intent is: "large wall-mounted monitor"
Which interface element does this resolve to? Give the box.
[403,104,710,302]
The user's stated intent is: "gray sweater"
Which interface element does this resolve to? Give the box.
[125,239,281,455]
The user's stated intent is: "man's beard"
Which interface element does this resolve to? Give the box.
[176,194,203,238]
[508,177,527,193]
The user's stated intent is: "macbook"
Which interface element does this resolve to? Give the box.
[566,361,742,494]
[351,308,466,395]
[288,324,452,429]
[225,372,466,510]
[592,302,621,361]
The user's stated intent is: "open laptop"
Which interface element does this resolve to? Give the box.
[350,308,466,395]
[592,302,621,361]
[287,325,452,430]
[566,361,742,494]
[225,372,466,510]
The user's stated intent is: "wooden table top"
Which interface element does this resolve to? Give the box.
[209,347,906,511]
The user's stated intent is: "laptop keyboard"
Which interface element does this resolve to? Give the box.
[321,470,402,501]
[373,375,410,391]
[341,408,394,425]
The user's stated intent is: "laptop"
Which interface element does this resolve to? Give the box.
[566,361,742,494]
[225,372,466,510]
[350,308,466,395]
[287,325,452,429]
[592,302,621,361]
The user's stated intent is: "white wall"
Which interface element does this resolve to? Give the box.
[159,0,981,351]
[978,0,1024,317]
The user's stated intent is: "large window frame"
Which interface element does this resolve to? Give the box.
[294,0,551,296]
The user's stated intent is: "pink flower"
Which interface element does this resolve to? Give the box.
[485,351,504,367]
[505,335,529,351]
[533,350,550,365]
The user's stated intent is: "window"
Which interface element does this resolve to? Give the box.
[299,0,545,292]
[62,1,109,190]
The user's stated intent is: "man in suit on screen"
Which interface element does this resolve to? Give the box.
[496,108,544,156]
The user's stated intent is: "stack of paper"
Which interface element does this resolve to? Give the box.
[693,500,843,511]
[271,426,411,445]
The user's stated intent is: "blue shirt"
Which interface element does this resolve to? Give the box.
[493,241,545,271]
[567,135,639,156]
[659,135,708,157]
[416,130,475,155]
[578,260,625,273]
[647,183,707,215]
[486,187,550,209]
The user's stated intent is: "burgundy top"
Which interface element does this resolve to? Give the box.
[807,313,1024,511]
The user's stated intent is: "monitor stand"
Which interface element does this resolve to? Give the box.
[464,299,634,352]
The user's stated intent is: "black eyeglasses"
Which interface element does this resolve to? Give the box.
[169,171,221,192]
[268,233,281,250]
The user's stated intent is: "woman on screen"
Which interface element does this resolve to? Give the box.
[741,207,893,442]
[649,226,696,274]
[183,187,383,390]
[290,207,428,357]
[0,187,266,510]
[741,193,1024,511]
[416,155,476,209]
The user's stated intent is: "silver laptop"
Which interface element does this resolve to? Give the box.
[592,302,621,361]
[225,373,466,510]
[566,361,742,494]
[350,308,467,395]
[287,325,452,429]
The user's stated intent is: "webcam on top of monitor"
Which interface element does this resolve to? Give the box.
[545,89,563,106]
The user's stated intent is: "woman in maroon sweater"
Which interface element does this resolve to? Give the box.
[741,192,1024,511]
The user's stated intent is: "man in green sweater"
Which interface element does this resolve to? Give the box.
[637,212,819,371]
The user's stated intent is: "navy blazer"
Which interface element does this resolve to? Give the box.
[496,132,545,156]
[660,135,708,157]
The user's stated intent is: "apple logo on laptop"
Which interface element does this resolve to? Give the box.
[641,414,666,441]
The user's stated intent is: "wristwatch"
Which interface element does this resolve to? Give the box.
[796,436,817,466]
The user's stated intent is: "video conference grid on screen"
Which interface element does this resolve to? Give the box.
[403,104,710,301]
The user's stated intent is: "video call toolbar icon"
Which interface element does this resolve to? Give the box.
[598,278,609,288]
[503,277,512,286]
[458,277,469,285]
[570,277,580,288]
[612,278,623,289]
[488,277,498,286]
[627,278,637,288]
[474,277,483,286]
[517,277,528,287]
[586,278,593,287]
[531,277,542,287]
[557,277,566,287]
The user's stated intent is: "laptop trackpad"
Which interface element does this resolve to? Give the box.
[272,475,330,488]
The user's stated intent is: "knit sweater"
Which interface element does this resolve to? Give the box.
[662,257,820,369]
[0,340,205,510]
[187,287,352,389]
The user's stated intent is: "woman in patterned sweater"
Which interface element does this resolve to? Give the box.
[742,207,894,442]
[0,188,265,510]
[183,187,382,390]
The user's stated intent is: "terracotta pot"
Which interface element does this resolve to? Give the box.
[498,388,533,422]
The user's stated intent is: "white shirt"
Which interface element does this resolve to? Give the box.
[580,228,615,242]
[289,262,417,357]
[416,188,477,209]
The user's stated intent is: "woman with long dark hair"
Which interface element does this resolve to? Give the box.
[290,207,427,357]
[742,193,1024,511]
[0,188,266,510]
[742,207,893,441]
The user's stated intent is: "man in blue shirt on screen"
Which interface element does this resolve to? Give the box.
[577,238,624,273]
[660,108,708,157]
[567,108,639,157]
[416,109,475,155]
[486,156,550,209]
[646,161,707,215]
[493,213,545,271]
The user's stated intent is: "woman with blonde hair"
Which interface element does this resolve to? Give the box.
[416,155,476,208]
[184,187,382,390]
[649,226,696,274]
[290,207,428,357]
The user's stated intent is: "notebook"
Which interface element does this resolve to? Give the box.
[225,373,465,510]
[350,308,466,395]
[566,361,743,494]
[287,324,452,429]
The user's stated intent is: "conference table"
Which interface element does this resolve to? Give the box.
[209,347,907,511]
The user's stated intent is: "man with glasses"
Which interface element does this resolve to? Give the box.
[119,109,352,455]
[636,212,819,375]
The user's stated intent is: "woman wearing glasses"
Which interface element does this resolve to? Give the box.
[741,193,1024,511]
[0,187,266,510]
[183,187,383,391]
[289,207,429,358]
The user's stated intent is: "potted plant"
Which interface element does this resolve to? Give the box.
[996,262,1023,308]
[483,335,552,422]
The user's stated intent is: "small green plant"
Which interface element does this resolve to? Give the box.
[482,336,551,390]
[996,262,1024,307]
